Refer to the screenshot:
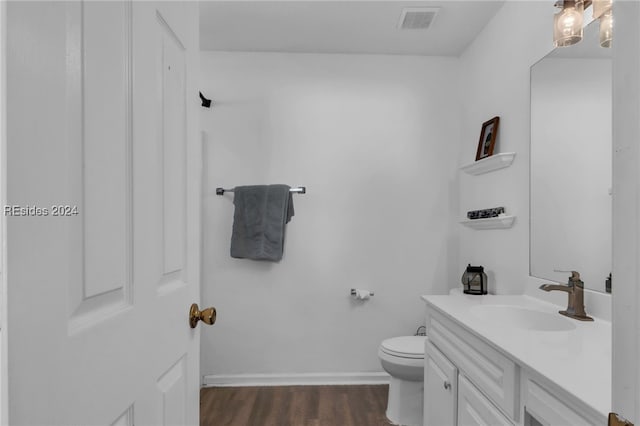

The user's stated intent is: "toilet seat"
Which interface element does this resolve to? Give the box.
[380,336,426,359]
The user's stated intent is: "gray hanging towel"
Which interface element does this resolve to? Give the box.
[230,184,294,261]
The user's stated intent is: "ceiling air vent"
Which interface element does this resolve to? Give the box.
[397,7,439,30]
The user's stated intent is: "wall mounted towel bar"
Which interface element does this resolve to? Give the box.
[216,186,306,195]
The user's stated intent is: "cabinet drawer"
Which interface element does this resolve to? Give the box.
[525,379,597,426]
[426,308,518,420]
[458,374,513,426]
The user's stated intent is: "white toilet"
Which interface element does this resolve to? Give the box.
[378,335,427,426]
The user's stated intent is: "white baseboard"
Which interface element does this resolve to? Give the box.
[202,372,390,387]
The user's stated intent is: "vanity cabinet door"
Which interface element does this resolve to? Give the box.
[458,375,513,426]
[426,309,518,419]
[424,339,457,426]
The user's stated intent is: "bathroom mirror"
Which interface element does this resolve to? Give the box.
[530,20,612,293]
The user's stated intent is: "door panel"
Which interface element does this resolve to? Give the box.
[80,1,131,300]
[66,0,133,333]
[157,356,188,425]
[158,11,187,279]
[6,2,200,424]
[112,406,135,426]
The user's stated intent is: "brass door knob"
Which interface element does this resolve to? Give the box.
[189,303,217,329]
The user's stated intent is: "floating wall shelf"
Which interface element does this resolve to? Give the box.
[459,215,516,230]
[460,152,516,176]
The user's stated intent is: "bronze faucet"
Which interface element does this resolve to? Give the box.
[539,270,594,321]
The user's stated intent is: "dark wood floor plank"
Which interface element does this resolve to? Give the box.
[317,386,349,426]
[201,386,259,426]
[200,384,390,426]
[249,386,290,426]
[286,384,317,425]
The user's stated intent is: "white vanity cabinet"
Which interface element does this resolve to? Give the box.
[425,308,518,424]
[423,303,607,426]
[425,336,512,426]
[522,374,597,425]
[457,374,513,426]
[424,339,458,425]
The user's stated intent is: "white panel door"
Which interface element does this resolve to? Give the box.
[5,1,202,425]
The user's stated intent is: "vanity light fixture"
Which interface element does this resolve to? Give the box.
[553,0,584,47]
[593,0,613,47]
[592,0,611,17]
[599,10,613,47]
[553,0,613,48]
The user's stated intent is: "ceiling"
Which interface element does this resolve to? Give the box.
[199,1,505,56]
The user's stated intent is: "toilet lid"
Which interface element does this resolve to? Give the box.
[380,336,426,359]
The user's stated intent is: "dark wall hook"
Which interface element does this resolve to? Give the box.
[199,92,212,108]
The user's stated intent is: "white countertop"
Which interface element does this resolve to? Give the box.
[422,292,611,418]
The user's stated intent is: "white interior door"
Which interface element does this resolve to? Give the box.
[5,1,202,424]
[612,1,640,422]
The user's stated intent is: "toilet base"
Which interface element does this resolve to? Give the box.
[385,376,424,426]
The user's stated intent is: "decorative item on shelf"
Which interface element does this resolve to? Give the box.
[467,207,505,220]
[461,264,488,295]
[475,116,500,161]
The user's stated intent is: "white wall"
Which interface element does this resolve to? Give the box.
[457,2,555,295]
[200,52,460,379]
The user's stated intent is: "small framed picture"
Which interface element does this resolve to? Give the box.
[475,116,500,161]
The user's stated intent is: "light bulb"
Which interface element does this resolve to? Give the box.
[599,10,613,48]
[553,1,584,48]
[593,0,612,19]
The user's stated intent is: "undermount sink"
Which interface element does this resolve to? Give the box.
[470,305,576,331]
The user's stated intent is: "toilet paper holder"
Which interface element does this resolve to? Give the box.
[350,288,374,296]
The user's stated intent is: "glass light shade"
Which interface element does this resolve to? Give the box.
[553,1,584,48]
[593,0,612,19]
[599,10,613,48]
